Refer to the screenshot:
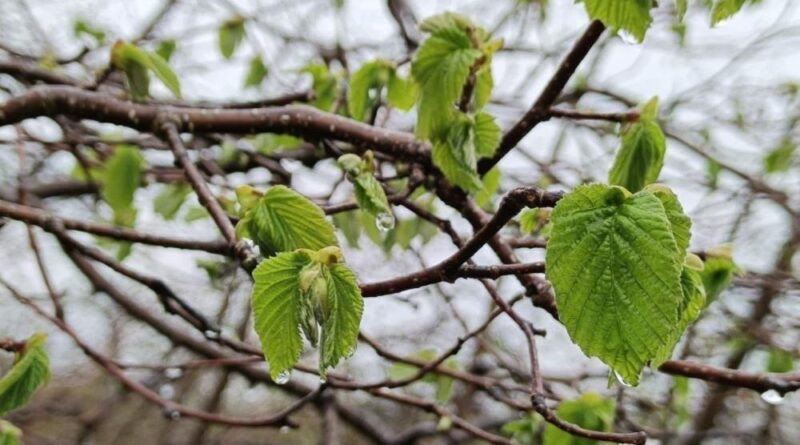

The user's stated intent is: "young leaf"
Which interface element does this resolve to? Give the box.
[111,41,181,99]
[218,18,246,59]
[653,266,706,363]
[474,65,494,110]
[153,183,192,220]
[645,184,691,262]
[73,19,105,44]
[700,254,737,303]
[543,393,615,445]
[0,420,21,445]
[546,184,684,384]
[474,111,501,157]
[412,22,482,139]
[0,333,50,415]
[583,0,654,43]
[387,71,418,111]
[155,39,177,62]
[608,98,666,193]
[353,174,393,221]
[348,60,391,121]
[766,348,794,373]
[763,138,796,173]
[711,0,747,26]
[432,117,482,192]
[501,415,540,444]
[243,185,338,256]
[474,166,501,208]
[304,64,339,111]
[251,251,309,380]
[244,55,268,88]
[319,261,364,375]
[143,51,181,98]
[102,145,143,214]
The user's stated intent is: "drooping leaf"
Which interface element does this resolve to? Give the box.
[153,183,192,220]
[608,97,666,193]
[412,22,481,139]
[319,261,363,375]
[244,55,268,88]
[348,60,392,121]
[102,145,143,214]
[645,184,691,262]
[583,0,654,43]
[543,393,615,445]
[474,111,501,157]
[711,0,747,26]
[763,138,796,173]
[251,251,308,380]
[304,64,339,111]
[653,266,706,363]
[0,420,21,445]
[353,173,393,219]
[111,41,181,99]
[432,117,482,192]
[218,18,246,59]
[242,185,338,256]
[0,334,50,415]
[143,51,181,97]
[546,184,684,384]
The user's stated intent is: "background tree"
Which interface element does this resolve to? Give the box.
[0,0,798,444]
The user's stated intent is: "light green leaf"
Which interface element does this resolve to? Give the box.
[319,261,363,374]
[73,19,105,44]
[700,254,737,303]
[501,415,540,444]
[475,166,501,208]
[244,185,338,256]
[184,205,209,222]
[251,251,308,380]
[546,184,684,384]
[153,183,192,220]
[155,39,177,62]
[102,145,143,214]
[218,18,246,59]
[143,51,181,97]
[608,98,666,193]
[645,184,691,262]
[0,333,50,415]
[767,348,794,373]
[675,0,688,22]
[0,420,21,445]
[353,173,393,219]
[387,71,418,111]
[250,133,302,154]
[348,61,391,121]
[474,111,501,158]
[583,0,654,43]
[304,64,339,111]
[474,65,494,110]
[412,27,481,139]
[763,139,796,173]
[711,0,747,26]
[432,117,482,192]
[543,393,615,445]
[653,266,706,363]
[332,210,361,248]
[244,56,268,88]
[111,41,180,99]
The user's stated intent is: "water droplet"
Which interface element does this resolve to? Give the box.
[617,30,639,45]
[318,374,327,384]
[279,425,291,434]
[375,212,395,232]
[204,329,220,340]
[159,383,176,399]
[164,367,183,380]
[274,370,291,385]
[613,371,633,388]
[164,409,181,420]
[279,114,290,124]
[761,389,784,405]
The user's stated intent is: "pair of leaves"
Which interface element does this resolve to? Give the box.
[411,13,503,193]
[347,59,417,121]
[111,41,181,100]
[218,17,246,59]
[0,334,50,415]
[608,97,666,193]
[237,186,363,379]
[546,183,698,385]
[251,247,362,379]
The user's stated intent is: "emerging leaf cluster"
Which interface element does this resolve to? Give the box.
[111,40,181,100]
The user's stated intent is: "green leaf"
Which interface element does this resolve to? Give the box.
[348,61,392,121]
[543,393,615,445]
[251,251,308,380]
[251,247,362,379]
[143,51,181,97]
[353,173,393,220]
[432,117,482,192]
[763,138,796,173]
[102,145,143,214]
[155,39,177,62]
[387,71,418,111]
[583,0,654,43]
[110,41,180,99]
[474,111,500,158]
[474,166,501,208]
[244,55,268,88]
[653,266,706,363]
[184,205,209,222]
[412,25,481,139]
[0,333,50,415]
[73,19,105,44]
[711,0,747,26]
[700,254,737,303]
[242,185,338,256]
[675,0,688,22]
[474,65,494,110]
[501,415,540,444]
[332,210,361,248]
[546,184,684,384]
[304,64,339,111]
[645,184,691,262]
[767,348,794,373]
[218,18,246,59]
[0,420,21,445]
[319,261,363,375]
[153,183,192,220]
[250,133,302,154]
[608,98,666,193]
